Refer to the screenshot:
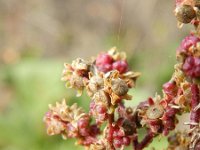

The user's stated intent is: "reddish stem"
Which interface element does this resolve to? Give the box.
[133,130,155,150]
[190,83,200,128]
[107,96,115,150]
[132,135,139,150]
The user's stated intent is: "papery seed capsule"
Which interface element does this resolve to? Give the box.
[111,78,128,96]
[88,76,104,92]
[93,90,109,103]
[176,5,196,24]
[146,105,164,120]
[70,75,84,89]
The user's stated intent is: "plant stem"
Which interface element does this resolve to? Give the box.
[190,83,200,128]
[133,130,155,150]
[107,96,115,150]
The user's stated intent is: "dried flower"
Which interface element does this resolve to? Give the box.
[146,105,164,120]
[104,71,132,105]
[86,73,104,97]
[111,78,129,96]
[61,58,90,96]
[175,5,196,24]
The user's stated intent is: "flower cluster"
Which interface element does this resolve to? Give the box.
[95,47,128,73]
[43,100,100,146]
[177,34,200,79]
[106,118,134,149]
[43,1,200,149]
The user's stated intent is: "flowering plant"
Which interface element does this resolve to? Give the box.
[43,0,200,149]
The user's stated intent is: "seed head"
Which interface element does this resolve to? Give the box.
[111,78,129,96]
[175,5,196,23]
[146,105,164,120]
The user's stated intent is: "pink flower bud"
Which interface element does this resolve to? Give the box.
[112,60,128,73]
[96,53,113,73]
[178,35,200,53]
[182,56,200,78]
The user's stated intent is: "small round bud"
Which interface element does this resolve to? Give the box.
[163,81,177,96]
[111,79,128,96]
[146,105,164,120]
[112,60,128,74]
[113,137,123,148]
[165,108,177,118]
[96,53,113,73]
[182,56,200,78]
[176,5,196,24]
[117,129,125,137]
[126,107,133,114]
[122,137,131,146]
[93,90,109,104]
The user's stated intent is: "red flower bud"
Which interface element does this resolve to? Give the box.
[96,53,113,73]
[112,60,128,74]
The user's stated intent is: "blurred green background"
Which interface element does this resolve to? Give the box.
[0,0,192,149]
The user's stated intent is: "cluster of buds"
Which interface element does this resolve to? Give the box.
[177,34,200,79]
[43,1,200,149]
[43,100,100,146]
[61,58,91,96]
[137,87,181,137]
[95,47,128,73]
[106,118,135,149]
